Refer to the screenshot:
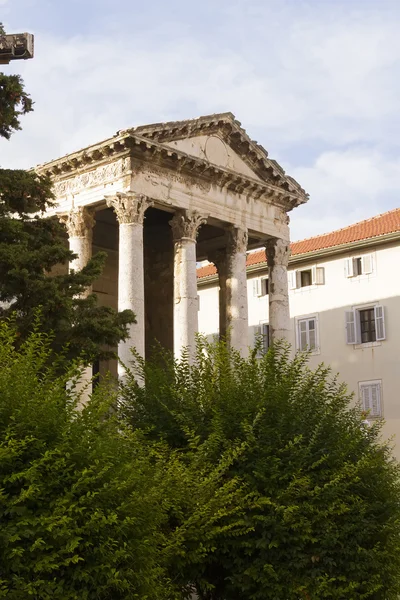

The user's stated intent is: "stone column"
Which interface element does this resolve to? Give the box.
[106,192,153,377]
[60,206,95,398]
[265,237,291,343]
[226,226,249,357]
[170,210,207,361]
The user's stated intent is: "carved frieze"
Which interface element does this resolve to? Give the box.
[169,210,207,241]
[53,158,130,197]
[106,192,153,225]
[59,207,95,238]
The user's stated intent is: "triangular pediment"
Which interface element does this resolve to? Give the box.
[131,113,307,200]
[163,134,264,181]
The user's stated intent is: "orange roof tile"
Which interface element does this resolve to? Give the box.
[197,208,400,279]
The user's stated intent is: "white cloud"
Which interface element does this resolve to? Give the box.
[2,1,400,239]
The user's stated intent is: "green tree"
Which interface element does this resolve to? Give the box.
[120,339,400,600]
[0,23,134,364]
[0,321,257,599]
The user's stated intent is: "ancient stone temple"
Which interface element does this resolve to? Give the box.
[36,113,308,380]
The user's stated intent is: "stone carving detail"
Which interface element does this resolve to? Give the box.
[59,207,95,238]
[169,210,207,241]
[274,207,290,226]
[53,158,130,197]
[106,192,153,224]
[226,226,248,254]
[265,237,290,268]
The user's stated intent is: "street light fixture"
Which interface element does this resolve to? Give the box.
[0,32,34,64]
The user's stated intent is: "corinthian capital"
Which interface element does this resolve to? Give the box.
[106,192,153,225]
[59,207,95,238]
[226,226,248,254]
[169,210,207,241]
[265,237,290,268]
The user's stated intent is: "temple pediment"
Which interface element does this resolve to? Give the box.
[130,112,305,196]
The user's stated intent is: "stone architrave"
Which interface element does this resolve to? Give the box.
[106,192,153,377]
[265,237,291,343]
[59,206,95,400]
[226,226,249,356]
[170,209,207,361]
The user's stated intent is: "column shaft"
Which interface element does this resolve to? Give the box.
[170,210,207,361]
[226,227,248,356]
[106,192,152,378]
[266,237,290,343]
[60,206,95,399]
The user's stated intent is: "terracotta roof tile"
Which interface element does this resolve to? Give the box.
[197,208,400,279]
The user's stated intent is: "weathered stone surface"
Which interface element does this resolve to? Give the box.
[265,237,291,342]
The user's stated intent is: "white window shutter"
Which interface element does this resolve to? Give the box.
[298,320,308,351]
[370,384,381,416]
[312,266,325,285]
[374,305,386,340]
[288,271,297,290]
[361,385,372,412]
[345,310,357,344]
[344,258,354,278]
[361,254,373,275]
[254,325,263,357]
[295,271,302,289]
[253,279,262,297]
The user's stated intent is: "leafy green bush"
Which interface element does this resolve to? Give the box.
[0,322,256,599]
[120,339,400,600]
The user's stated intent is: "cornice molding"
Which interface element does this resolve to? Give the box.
[35,129,307,211]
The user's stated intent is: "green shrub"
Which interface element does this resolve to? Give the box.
[120,339,400,600]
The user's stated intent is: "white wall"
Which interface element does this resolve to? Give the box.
[198,241,400,459]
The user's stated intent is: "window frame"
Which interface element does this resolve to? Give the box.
[359,379,382,418]
[295,314,320,353]
[252,277,269,297]
[288,266,325,290]
[345,303,386,346]
[254,322,270,357]
[344,254,374,278]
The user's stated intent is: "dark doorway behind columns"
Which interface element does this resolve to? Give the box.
[144,207,174,359]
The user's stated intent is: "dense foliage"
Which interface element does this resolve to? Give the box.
[0,322,255,599]
[0,24,134,363]
[120,339,400,600]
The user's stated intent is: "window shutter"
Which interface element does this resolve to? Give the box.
[374,305,386,340]
[253,279,262,297]
[261,278,269,296]
[345,310,356,344]
[361,383,382,417]
[298,320,308,351]
[361,385,372,412]
[370,384,381,416]
[254,325,263,358]
[312,266,325,285]
[197,295,200,311]
[344,258,354,278]
[288,271,297,290]
[295,270,302,289]
[361,254,373,275]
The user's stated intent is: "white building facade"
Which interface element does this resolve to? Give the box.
[198,209,400,459]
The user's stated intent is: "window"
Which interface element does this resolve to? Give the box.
[300,269,312,287]
[252,277,269,297]
[254,323,269,356]
[344,254,373,278]
[345,305,385,345]
[288,266,325,289]
[359,380,382,417]
[296,315,319,352]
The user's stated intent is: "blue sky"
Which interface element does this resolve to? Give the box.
[2,0,400,239]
